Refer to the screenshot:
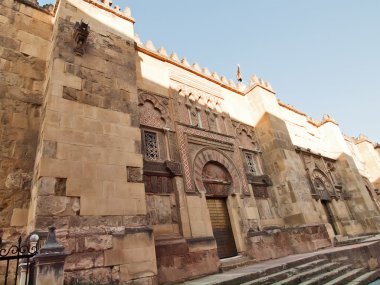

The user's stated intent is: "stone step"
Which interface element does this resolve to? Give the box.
[334,235,374,247]
[272,262,340,285]
[210,255,324,285]
[240,269,295,285]
[347,269,380,285]
[324,267,366,285]
[334,235,348,242]
[298,264,352,285]
[219,255,256,272]
[240,258,329,285]
[294,258,329,272]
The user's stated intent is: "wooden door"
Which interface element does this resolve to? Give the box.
[322,200,338,235]
[206,198,237,259]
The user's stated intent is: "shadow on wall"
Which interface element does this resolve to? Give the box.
[374,177,380,190]
[135,53,248,284]
[335,152,380,233]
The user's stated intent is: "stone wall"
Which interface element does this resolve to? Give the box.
[247,224,331,262]
[356,138,380,190]
[24,0,157,284]
[0,0,53,238]
[335,153,380,234]
[254,112,320,226]
[1,0,380,284]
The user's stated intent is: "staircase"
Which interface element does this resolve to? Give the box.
[220,255,257,272]
[181,240,380,285]
[334,234,375,247]
[236,256,380,285]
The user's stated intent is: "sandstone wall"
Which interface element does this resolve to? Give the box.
[0,0,53,238]
[334,153,380,234]
[24,0,157,283]
[249,98,321,227]
[356,139,380,190]
[1,1,379,284]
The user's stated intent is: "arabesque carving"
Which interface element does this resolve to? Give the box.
[193,147,242,195]
[138,91,172,129]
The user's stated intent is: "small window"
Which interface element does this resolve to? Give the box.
[144,131,159,160]
[244,152,257,174]
[197,110,203,128]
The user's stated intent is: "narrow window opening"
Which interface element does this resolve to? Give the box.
[144,131,159,160]
[245,152,257,174]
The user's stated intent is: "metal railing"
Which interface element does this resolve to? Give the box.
[0,234,40,285]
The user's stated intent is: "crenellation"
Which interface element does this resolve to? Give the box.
[134,33,142,45]
[136,39,247,93]
[181,57,190,67]
[321,114,338,125]
[228,79,236,88]
[248,74,274,92]
[157,46,168,57]
[211,71,220,80]
[202,67,211,76]
[123,6,131,17]
[144,40,156,52]
[89,0,134,20]
[220,75,229,84]
[192,62,201,71]
[169,51,180,62]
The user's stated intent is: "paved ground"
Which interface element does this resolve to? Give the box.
[180,238,380,285]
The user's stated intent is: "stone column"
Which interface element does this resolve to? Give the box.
[33,227,68,285]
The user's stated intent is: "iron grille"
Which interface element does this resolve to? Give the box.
[144,131,159,160]
[244,152,257,174]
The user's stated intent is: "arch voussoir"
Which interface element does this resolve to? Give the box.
[193,147,242,195]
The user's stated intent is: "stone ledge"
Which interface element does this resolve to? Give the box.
[16,0,54,15]
[186,236,215,245]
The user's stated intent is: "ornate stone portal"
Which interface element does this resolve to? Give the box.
[193,148,242,195]
[202,161,232,197]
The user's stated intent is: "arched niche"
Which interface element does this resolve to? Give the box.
[193,148,242,195]
[312,169,334,200]
[138,92,171,128]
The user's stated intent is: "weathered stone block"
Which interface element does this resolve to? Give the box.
[37,177,56,196]
[127,166,143,183]
[120,261,157,282]
[65,251,104,271]
[10,208,28,226]
[105,230,155,266]
[35,216,69,232]
[85,235,113,251]
[64,267,113,285]
[0,35,20,50]
[36,195,73,216]
[42,140,57,158]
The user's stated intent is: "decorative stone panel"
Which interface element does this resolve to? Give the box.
[138,90,171,129]
[233,121,259,151]
[176,124,248,193]
[296,148,346,201]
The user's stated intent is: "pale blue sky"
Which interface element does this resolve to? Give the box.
[40,0,380,142]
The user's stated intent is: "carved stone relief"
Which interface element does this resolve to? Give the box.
[297,150,348,201]
[193,148,242,195]
[202,161,232,197]
[176,124,249,194]
[233,121,259,151]
[138,90,172,129]
[173,85,231,135]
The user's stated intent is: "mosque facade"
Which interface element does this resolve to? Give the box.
[1,0,380,284]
